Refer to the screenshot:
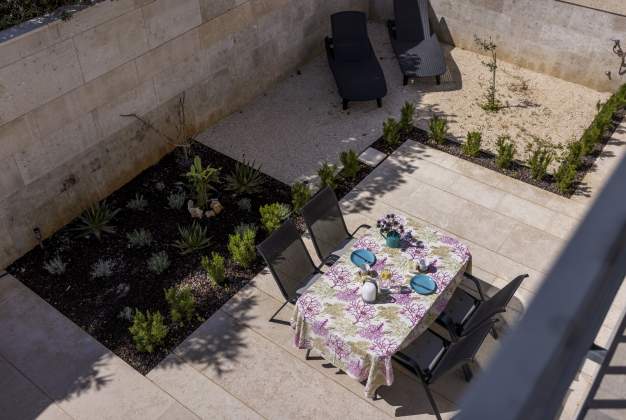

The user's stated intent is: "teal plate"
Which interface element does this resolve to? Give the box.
[350,249,376,268]
[410,274,437,295]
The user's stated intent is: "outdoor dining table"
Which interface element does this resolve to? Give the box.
[291,213,472,397]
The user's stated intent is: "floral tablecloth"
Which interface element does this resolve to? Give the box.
[291,215,471,397]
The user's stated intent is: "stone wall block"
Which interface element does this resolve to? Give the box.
[135,29,201,82]
[0,117,36,162]
[141,0,203,48]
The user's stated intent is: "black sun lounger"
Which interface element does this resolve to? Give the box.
[325,11,387,110]
[387,0,446,86]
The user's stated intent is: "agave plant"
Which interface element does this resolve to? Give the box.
[74,201,120,240]
[173,222,211,255]
[185,156,220,209]
[225,158,264,195]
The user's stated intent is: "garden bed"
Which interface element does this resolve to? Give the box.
[372,110,625,198]
[7,141,292,374]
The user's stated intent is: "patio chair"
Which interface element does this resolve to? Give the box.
[256,219,322,325]
[325,11,388,110]
[301,187,370,265]
[437,273,529,341]
[387,0,446,86]
[392,320,496,420]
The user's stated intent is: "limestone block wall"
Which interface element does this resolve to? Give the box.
[369,0,626,92]
[0,0,368,268]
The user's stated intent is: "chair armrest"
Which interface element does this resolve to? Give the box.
[386,20,397,40]
[350,224,371,237]
[325,36,334,59]
[464,272,486,301]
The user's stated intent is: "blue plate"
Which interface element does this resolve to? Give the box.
[350,249,376,268]
[410,275,437,295]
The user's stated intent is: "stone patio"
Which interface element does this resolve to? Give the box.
[1,21,625,420]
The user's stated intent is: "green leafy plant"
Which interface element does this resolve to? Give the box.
[228,226,257,268]
[129,310,169,353]
[526,138,555,181]
[126,229,153,249]
[91,258,115,279]
[185,156,220,209]
[318,162,338,190]
[495,135,516,169]
[148,251,170,275]
[165,287,195,326]
[579,84,626,156]
[43,256,67,275]
[167,191,186,210]
[340,149,360,180]
[259,203,290,232]
[201,252,226,285]
[173,222,211,255]
[554,161,577,195]
[474,35,501,112]
[235,223,257,235]
[126,194,148,211]
[225,158,264,195]
[428,116,448,145]
[399,102,415,132]
[74,201,120,240]
[462,131,482,157]
[563,140,584,169]
[383,118,401,148]
[237,197,252,212]
[291,181,311,213]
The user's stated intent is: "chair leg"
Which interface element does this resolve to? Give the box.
[376,98,382,108]
[436,75,441,85]
[491,325,499,339]
[269,301,290,325]
[305,349,311,360]
[462,364,473,382]
[342,99,349,110]
[421,382,442,420]
[403,75,409,86]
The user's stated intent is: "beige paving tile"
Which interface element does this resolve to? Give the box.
[175,310,388,420]
[148,354,262,420]
[497,223,565,273]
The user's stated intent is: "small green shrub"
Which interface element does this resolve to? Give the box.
[225,158,264,196]
[126,229,153,249]
[462,131,482,157]
[495,136,516,169]
[74,201,120,240]
[383,118,401,148]
[526,139,555,181]
[129,310,169,353]
[201,252,226,285]
[148,251,170,274]
[185,156,220,209]
[91,258,115,279]
[554,161,577,194]
[165,287,195,326]
[474,36,501,112]
[563,140,584,169]
[228,226,257,268]
[43,256,67,275]
[579,84,626,156]
[340,149,360,180]
[235,223,257,236]
[126,194,148,211]
[318,162,338,190]
[237,197,252,212]
[428,116,448,145]
[173,222,211,255]
[291,181,311,213]
[399,102,415,132]
[259,203,290,232]
[167,191,186,210]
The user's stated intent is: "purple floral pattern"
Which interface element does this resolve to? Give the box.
[291,214,471,398]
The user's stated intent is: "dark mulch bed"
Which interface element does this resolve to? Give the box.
[7,141,292,374]
[372,111,625,198]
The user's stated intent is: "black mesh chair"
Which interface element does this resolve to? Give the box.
[257,219,322,324]
[393,320,496,420]
[301,187,370,266]
[437,273,528,341]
